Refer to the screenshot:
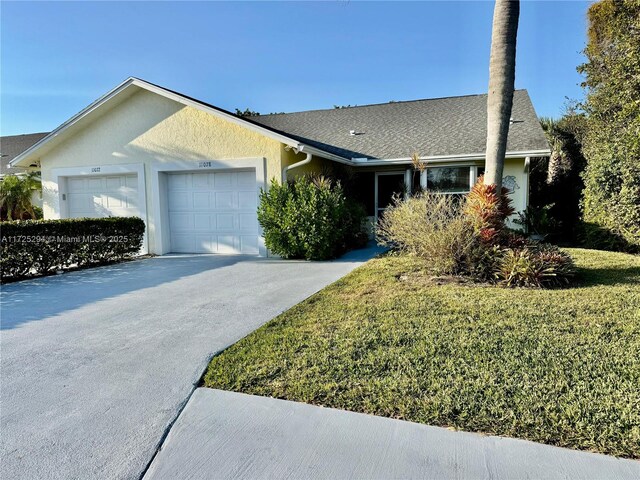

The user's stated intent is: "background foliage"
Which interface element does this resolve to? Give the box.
[578,0,640,249]
[528,114,587,242]
[0,173,42,221]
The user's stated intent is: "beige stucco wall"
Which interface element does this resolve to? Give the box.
[503,157,529,227]
[280,145,327,179]
[39,89,291,251]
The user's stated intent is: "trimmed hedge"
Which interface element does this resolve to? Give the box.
[1,217,145,282]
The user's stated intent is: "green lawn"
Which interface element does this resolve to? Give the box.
[204,249,640,458]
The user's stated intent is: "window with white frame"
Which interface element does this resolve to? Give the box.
[426,166,471,194]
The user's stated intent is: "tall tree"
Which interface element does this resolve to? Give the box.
[484,0,520,189]
[532,113,587,240]
[579,0,640,249]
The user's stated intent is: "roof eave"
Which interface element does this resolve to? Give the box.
[10,77,354,168]
[357,149,551,166]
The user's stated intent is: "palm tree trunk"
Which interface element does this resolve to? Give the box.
[485,0,520,189]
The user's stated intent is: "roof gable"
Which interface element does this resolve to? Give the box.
[10,78,347,168]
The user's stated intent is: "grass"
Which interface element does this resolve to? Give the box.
[204,248,640,458]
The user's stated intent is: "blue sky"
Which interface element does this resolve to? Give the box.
[1,1,591,136]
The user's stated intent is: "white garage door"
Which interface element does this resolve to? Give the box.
[67,175,139,218]
[167,170,259,254]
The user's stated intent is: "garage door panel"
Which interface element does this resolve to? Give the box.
[239,214,258,232]
[240,236,259,254]
[105,195,123,208]
[168,191,190,210]
[87,177,102,190]
[213,172,233,187]
[215,214,234,230]
[106,176,122,189]
[214,191,233,209]
[68,193,92,211]
[193,214,211,230]
[68,178,85,191]
[171,234,196,253]
[126,176,137,188]
[192,174,210,188]
[192,192,211,210]
[237,171,255,186]
[167,170,258,254]
[217,235,236,254]
[67,174,139,219]
[238,191,257,209]
[169,213,194,231]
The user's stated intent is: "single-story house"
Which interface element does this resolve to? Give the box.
[10,77,550,256]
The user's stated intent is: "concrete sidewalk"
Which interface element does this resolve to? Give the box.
[144,388,640,480]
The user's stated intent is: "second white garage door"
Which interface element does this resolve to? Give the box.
[167,170,259,254]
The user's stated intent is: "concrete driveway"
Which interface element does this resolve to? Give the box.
[0,246,380,480]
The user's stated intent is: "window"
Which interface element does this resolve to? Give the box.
[426,167,470,194]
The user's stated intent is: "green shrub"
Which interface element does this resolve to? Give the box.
[377,193,476,275]
[32,205,43,220]
[514,205,558,238]
[497,244,575,288]
[1,217,145,282]
[257,176,367,260]
[0,173,41,221]
[578,0,640,249]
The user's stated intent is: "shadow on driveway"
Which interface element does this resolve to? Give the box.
[0,255,246,329]
[0,244,386,331]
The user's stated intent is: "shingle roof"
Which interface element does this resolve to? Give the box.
[252,90,549,160]
[1,133,49,175]
[7,86,549,171]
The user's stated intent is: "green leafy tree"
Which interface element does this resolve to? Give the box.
[0,173,41,221]
[530,113,587,240]
[234,108,260,117]
[578,0,640,248]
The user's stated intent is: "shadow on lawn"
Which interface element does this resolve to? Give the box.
[575,265,640,287]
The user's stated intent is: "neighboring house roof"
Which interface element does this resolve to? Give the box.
[1,132,49,175]
[10,78,550,168]
[252,90,550,160]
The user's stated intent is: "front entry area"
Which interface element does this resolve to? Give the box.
[375,171,406,219]
[167,170,259,254]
